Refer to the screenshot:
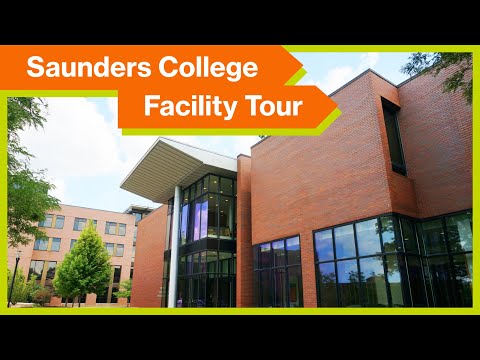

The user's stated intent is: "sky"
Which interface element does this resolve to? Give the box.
[19,52,414,213]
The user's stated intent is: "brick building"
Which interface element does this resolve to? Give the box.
[124,68,472,308]
[8,204,153,306]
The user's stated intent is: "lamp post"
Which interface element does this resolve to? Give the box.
[7,250,21,308]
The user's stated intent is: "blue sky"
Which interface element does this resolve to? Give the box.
[19,52,414,213]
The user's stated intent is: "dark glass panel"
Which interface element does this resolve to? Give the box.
[207,195,218,238]
[259,270,272,307]
[50,238,61,252]
[178,256,186,276]
[317,262,337,307]
[334,225,356,259]
[165,214,171,250]
[198,275,206,307]
[380,216,402,252]
[219,252,231,274]
[218,274,231,307]
[220,177,233,196]
[219,196,233,239]
[383,105,405,170]
[356,219,381,257]
[272,240,285,267]
[287,266,303,307]
[259,243,272,269]
[428,256,454,307]
[193,198,201,241]
[209,175,219,193]
[188,200,195,242]
[113,266,122,283]
[253,271,260,306]
[385,255,405,307]
[70,239,76,250]
[182,189,189,206]
[96,287,110,303]
[206,274,217,307]
[452,253,473,307]
[180,204,189,245]
[286,236,301,265]
[406,256,428,306]
[253,246,259,270]
[314,229,334,262]
[273,268,287,307]
[55,215,65,229]
[446,213,472,252]
[336,259,360,307]
[207,251,217,273]
[186,255,193,275]
[196,180,202,200]
[193,253,200,274]
[401,218,418,253]
[111,287,119,303]
[422,220,447,255]
[200,251,207,273]
[200,195,208,239]
[359,257,388,307]
[177,278,185,307]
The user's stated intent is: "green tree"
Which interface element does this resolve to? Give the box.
[401,52,472,104]
[8,97,60,247]
[53,222,112,307]
[113,278,132,306]
[7,268,38,305]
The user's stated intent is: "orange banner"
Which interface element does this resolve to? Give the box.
[0,46,337,129]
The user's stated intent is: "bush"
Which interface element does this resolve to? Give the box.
[32,289,52,306]
[7,268,28,304]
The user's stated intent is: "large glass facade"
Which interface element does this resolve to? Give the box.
[253,236,304,307]
[314,210,472,307]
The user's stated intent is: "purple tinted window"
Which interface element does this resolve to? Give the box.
[200,197,208,239]
[180,204,189,244]
[194,200,201,241]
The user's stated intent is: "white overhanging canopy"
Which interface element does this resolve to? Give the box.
[120,137,237,204]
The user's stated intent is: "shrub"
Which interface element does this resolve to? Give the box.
[32,289,52,306]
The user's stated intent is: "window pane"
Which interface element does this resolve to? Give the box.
[446,213,472,252]
[113,266,122,283]
[356,219,381,257]
[385,255,405,307]
[209,175,219,193]
[452,253,473,307]
[39,214,53,227]
[50,238,61,252]
[380,216,402,252]
[178,256,186,276]
[134,213,142,222]
[286,236,301,265]
[186,254,193,275]
[55,215,65,229]
[193,198,202,241]
[273,268,287,307]
[334,225,356,259]
[422,220,447,255]
[219,252,231,274]
[193,253,200,274]
[116,244,124,257]
[46,261,56,280]
[359,257,388,307]
[383,105,405,168]
[105,243,114,256]
[118,223,126,236]
[34,238,48,251]
[105,222,116,235]
[336,259,360,307]
[70,239,76,250]
[195,180,202,200]
[207,195,218,238]
[74,218,87,231]
[272,240,285,267]
[401,218,418,253]
[207,251,217,273]
[134,226,138,240]
[182,189,189,206]
[259,243,271,269]
[259,270,272,307]
[180,204,189,244]
[200,196,208,239]
[220,177,233,196]
[428,256,454,306]
[219,196,233,239]
[406,256,428,306]
[314,229,334,262]
[29,260,44,280]
[200,251,207,273]
[188,199,195,242]
[317,262,337,307]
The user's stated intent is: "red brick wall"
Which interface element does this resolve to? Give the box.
[130,205,167,307]
[236,155,253,307]
[398,68,472,218]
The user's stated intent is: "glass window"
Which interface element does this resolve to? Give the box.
[209,175,219,193]
[286,236,301,265]
[272,240,285,267]
[29,260,44,280]
[385,255,405,307]
[259,270,272,307]
[317,263,337,307]
[186,255,193,275]
[70,239,76,250]
[219,252,231,274]
[115,244,124,257]
[34,238,48,251]
[182,189,189,206]
[193,198,201,241]
[446,213,472,252]
[200,251,207,273]
[105,222,117,235]
[39,214,53,227]
[359,257,388,307]
[196,180,202,199]
[74,217,87,231]
[46,261,56,280]
[380,216,401,252]
[219,196,233,239]
[428,256,454,307]
[134,226,138,240]
[118,223,126,236]
[406,256,428,306]
[134,212,142,223]
[382,102,406,174]
[54,215,65,229]
[92,220,97,229]
[50,238,61,252]
[200,195,208,239]
[207,251,217,273]
[131,245,136,259]
[422,219,447,255]
[356,219,381,257]
[401,218,418,254]
[334,224,356,259]
[314,229,334,262]
[180,204,189,244]
[178,256,186,276]
[259,243,271,269]
[193,253,200,274]
[220,177,233,195]
[273,268,287,307]
[452,253,473,307]
[113,266,122,283]
[105,243,114,256]
[336,259,361,307]
[207,195,218,238]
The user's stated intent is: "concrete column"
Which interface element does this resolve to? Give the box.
[168,185,182,308]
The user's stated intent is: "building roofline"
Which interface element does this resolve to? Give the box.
[329,68,398,97]
[58,203,137,216]
[124,204,157,213]
[237,153,251,158]
[396,70,424,87]
[136,203,165,223]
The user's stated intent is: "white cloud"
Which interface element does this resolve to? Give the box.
[49,177,67,202]
[300,52,380,94]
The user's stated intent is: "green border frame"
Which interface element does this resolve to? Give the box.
[1,45,478,314]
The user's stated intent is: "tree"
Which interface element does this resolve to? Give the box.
[7,268,38,305]
[8,97,60,247]
[401,52,472,104]
[113,278,132,306]
[53,222,112,307]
